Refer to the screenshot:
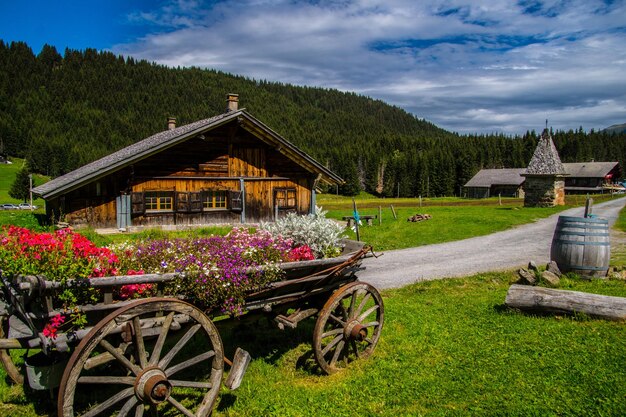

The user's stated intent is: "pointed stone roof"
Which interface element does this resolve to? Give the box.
[523,129,566,176]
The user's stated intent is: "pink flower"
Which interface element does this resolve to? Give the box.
[43,324,58,339]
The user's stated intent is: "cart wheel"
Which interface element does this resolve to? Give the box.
[313,282,384,374]
[58,298,224,417]
[0,316,23,385]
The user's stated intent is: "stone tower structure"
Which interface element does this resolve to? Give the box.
[521,129,567,207]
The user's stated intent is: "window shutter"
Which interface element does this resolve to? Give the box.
[176,192,190,212]
[229,190,243,212]
[190,192,203,213]
[131,192,144,215]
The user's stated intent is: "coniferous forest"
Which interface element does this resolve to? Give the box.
[1,40,625,197]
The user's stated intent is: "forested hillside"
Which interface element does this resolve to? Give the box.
[1,40,625,197]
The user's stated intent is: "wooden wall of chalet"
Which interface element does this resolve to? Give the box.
[50,121,316,228]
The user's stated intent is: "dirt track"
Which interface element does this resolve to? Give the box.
[358,197,626,289]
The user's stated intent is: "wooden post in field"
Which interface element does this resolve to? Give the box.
[584,197,593,217]
[378,205,382,225]
[499,193,502,206]
[419,195,422,208]
[390,204,397,220]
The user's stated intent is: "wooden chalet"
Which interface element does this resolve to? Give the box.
[33,94,343,229]
[462,168,525,199]
[562,161,621,194]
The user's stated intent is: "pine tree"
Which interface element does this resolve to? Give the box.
[9,161,32,202]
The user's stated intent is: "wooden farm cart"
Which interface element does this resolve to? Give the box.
[0,244,384,416]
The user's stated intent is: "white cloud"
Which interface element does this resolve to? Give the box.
[113,0,626,134]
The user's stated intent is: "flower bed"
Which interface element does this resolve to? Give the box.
[0,225,336,338]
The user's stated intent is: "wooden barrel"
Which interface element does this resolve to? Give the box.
[550,216,610,277]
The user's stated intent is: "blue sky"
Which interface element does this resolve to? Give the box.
[1,0,625,135]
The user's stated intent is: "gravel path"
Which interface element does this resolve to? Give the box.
[359,197,626,289]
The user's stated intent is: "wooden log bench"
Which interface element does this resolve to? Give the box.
[342,215,377,227]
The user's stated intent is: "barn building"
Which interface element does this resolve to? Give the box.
[462,168,525,199]
[464,162,622,198]
[33,94,343,230]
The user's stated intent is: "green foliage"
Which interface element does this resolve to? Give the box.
[2,40,624,198]
[8,161,31,202]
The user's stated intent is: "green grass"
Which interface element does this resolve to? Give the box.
[4,272,624,416]
[326,205,565,251]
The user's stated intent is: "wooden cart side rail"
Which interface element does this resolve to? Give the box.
[0,304,195,352]
[11,295,187,324]
[244,278,355,312]
[16,273,181,292]
[253,246,370,290]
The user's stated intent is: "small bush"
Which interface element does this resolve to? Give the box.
[260,207,345,258]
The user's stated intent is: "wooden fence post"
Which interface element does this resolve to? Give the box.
[390,204,397,220]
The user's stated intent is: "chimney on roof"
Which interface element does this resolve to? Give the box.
[167,117,176,130]
[226,93,239,112]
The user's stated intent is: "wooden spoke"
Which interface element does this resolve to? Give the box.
[133,316,148,368]
[77,376,135,385]
[58,298,224,417]
[149,311,175,366]
[351,340,361,358]
[167,395,196,417]
[158,323,201,369]
[348,291,358,317]
[329,340,345,367]
[354,293,372,318]
[81,387,135,417]
[0,317,23,385]
[313,282,384,374]
[170,380,214,389]
[84,342,130,370]
[321,328,343,339]
[117,396,139,417]
[321,335,343,357]
[328,313,345,326]
[358,304,379,322]
[99,339,141,375]
[165,350,215,377]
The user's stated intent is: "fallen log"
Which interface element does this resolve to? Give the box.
[505,284,626,321]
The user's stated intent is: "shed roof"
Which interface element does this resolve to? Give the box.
[523,130,566,176]
[464,168,526,188]
[563,162,620,178]
[33,110,343,199]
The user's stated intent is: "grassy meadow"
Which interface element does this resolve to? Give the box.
[1,162,626,416]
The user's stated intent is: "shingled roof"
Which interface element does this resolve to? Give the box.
[523,129,566,176]
[33,109,343,199]
[563,162,620,178]
[464,168,526,188]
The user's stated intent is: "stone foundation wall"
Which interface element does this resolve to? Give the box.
[524,176,565,207]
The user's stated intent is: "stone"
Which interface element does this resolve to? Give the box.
[541,270,560,287]
[546,261,562,277]
[517,268,537,285]
[528,261,538,272]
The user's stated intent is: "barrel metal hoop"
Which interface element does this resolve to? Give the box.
[557,215,608,224]
[553,239,610,246]
[558,264,608,271]
[553,231,609,237]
